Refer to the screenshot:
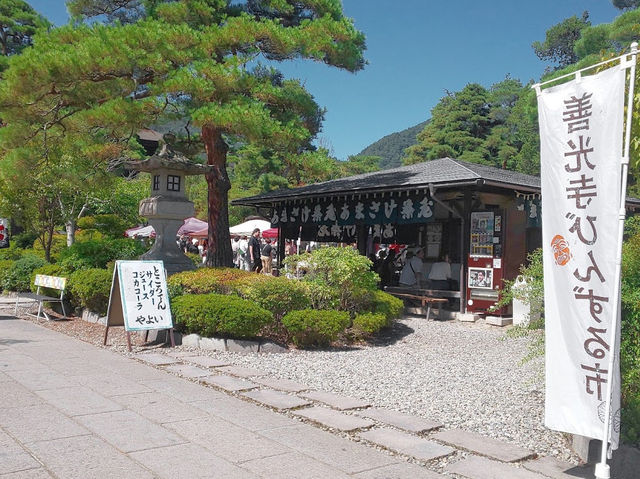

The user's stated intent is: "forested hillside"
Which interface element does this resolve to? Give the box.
[357,121,427,169]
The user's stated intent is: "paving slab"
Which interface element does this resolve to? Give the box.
[0,468,55,478]
[299,390,371,410]
[355,407,443,433]
[523,456,593,479]
[433,428,534,462]
[191,395,299,432]
[202,374,259,392]
[163,363,211,378]
[75,409,186,453]
[241,451,352,479]
[0,404,88,444]
[165,416,290,463]
[26,434,155,479]
[111,391,209,424]
[217,365,268,378]
[352,462,447,478]
[446,456,548,479]
[253,376,309,392]
[0,379,45,408]
[259,424,398,474]
[134,352,180,366]
[5,368,76,391]
[75,371,152,397]
[180,355,231,368]
[358,428,454,462]
[0,429,42,475]
[129,443,259,479]
[293,406,375,431]
[163,349,201,358]
[140,376,229,403]
[242,389,312,410]
[34,385,123,417]
[0,353,45,372]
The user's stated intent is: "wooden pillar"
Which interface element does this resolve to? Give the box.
[277,220,285,271]
[461,188,472,313]
[357,224,368,256]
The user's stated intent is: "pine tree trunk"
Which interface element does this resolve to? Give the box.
[202,125,233,267]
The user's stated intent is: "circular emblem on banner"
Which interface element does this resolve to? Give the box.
[598,402,621,433]
[551,234,571,266]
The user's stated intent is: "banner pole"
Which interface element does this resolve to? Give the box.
[595,41,638,479]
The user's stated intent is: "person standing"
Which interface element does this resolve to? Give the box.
[428,253,452,290]
[398,248,424,287]
[261,238,274,274]
[238,235,249,270]
[248,228,263,273]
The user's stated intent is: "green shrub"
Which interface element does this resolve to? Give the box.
[352,312,388,336]
[0,259,14,292]
[172,293,273,339]
[2,255,46,292]
[31,234,68,261]
[302,279,341,310]
[0,243,27,261]
[77,214,129,238]
[57,238,146,271]
[11,232,37,249]
[284,247,378,311]
[167,267,270,298]
[370,290,404,324]
[281,309,350,347]
[244,276,311,320]
[68,268,113,315]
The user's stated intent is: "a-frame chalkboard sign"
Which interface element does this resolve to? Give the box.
[104,260,175,351]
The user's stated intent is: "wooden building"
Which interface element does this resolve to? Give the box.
[233,158,638,315]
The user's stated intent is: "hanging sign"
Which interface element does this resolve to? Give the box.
[271,192,434,228]
[538,66,624,448]
[0,218,8,249]
[105,260,174,351]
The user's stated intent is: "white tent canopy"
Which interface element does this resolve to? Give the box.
[229,219,270,236]
[124,225,155,238]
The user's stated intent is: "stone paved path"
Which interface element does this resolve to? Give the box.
[0,311,603,478]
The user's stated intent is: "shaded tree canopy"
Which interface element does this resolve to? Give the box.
[531,11,591,68]
[0,0,366,266]
[0,0,50,70]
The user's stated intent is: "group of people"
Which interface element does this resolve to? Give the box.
[231,228,278,274]
[373,246,453,290]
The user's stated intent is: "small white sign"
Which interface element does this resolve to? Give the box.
[113,260,173,331]
[493,258,501,269]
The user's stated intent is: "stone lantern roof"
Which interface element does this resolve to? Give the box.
[125,144,213,175]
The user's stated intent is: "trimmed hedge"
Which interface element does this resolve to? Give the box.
[68,268,113,315]
[57,238,145,271]
[281,309,350,347]
[167,267,271,298]
[352,312,388,336]
[172,293,273,339]
[370,290,404,324]
[245,276,311,320]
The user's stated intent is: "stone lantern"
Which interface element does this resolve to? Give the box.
[126,144,212,275]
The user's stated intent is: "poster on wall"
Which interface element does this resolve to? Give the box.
[468,267,493,289]
[0,218,8,249]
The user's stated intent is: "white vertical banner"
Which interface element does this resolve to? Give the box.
[538,66,624,449]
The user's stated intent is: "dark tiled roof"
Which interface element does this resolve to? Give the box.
[233,158,541,205]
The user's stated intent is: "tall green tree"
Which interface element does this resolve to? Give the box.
[612,0,640,10]
[0,0,366,267]
[531,12,591,68]
[0,0,50,68]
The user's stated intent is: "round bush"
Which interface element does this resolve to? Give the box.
[244,276,311,320]
[281,309,350,347]
[370,290,404,324]
[2,255,46,292]
[0,259,14,292]
[172,293,273,339]
[68,268,113,315]
[57,238,146,271]
[352,312,388,336]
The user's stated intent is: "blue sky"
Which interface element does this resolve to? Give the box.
[28,0,623,160]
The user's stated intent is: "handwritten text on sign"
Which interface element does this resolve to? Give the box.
[117,260,173,331]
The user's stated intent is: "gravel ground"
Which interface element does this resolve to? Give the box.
[2,300,577,464]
